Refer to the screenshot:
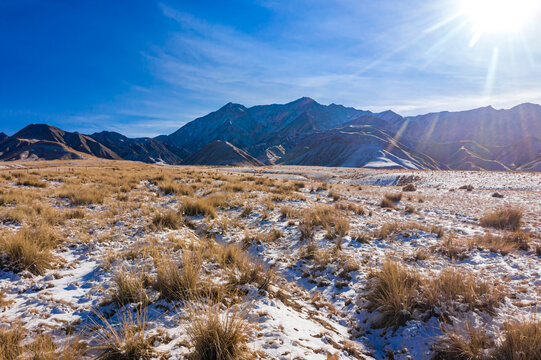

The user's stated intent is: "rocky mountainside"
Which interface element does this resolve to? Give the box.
[182,140,263,166]
[0,124,120,161]
[89,131,186,164]
[2,98,541,170]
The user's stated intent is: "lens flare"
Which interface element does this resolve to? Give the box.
[463,0,539,34]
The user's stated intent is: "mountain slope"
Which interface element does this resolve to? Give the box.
[403,103,541,147]
[90,131,185,164]
[182,140,263,166]
[6,124,121,160]
[0,132,7,144]
[282,125,440,169]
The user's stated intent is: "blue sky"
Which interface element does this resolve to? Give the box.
[1,0,540,137]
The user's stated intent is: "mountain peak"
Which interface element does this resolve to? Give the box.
[14,123,65,141]
[289,97,317,106]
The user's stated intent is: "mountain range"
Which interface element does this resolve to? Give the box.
[1,97,541,170]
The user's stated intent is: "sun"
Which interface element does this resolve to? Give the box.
[463,0,539,35]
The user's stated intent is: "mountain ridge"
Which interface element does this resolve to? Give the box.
[2,98,540,170]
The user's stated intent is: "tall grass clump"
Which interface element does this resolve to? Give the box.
[181,198,217,218]
[112,267,149,306]
[480,206,522,231]
[0,224,61,275]
[434,321,493,360]
[188,302,249,360]
[90,310,157,360]
[366,259,420,329]
[493,318,541,360]
[152,210,182,230]
[0,323,25,360]
[57,185,106,206]
[155,252,201,301]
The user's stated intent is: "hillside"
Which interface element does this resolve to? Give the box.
[182,140,263,166]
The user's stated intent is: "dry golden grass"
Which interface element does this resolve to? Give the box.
[384,192,403,203]
[434,321,493,360]
[188,302,250,360]
[181,197,217,218]
[57,184,106,205]
[90,310,157,360]
[15,174,47,188]
[475,231,531,254]
[156,179,194,196]
[366,259,420,329]
[380,197,396,209]
[480,205,523,231]
[424,268,504,314]
[0,224,62,275]
[155,252,201,301]
[0,323,25,360]
[151,210,182,230]
[493,318,541,360]
[112,266,150,306]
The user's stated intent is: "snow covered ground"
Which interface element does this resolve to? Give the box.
[0,162,539,359]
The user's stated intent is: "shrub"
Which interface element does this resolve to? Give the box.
[366,259,420,329]
[188,303,249,360]
[459,184,474,191]
[494,318,541,360]
[492,192,504,198]
[480,206,522,231]
[152,210,182,230]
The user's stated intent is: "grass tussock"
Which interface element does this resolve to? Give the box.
[434,321,494,360]
[155,252,201,301]
[181,198,217,218]
[152,210,182,230]
[0,224,62,275]
[493,318,541,360]
[366,259,420,329]
[57,185,106,205]
[480,206,522,231]
[188,302,250,360]
[157,180,194,196]
[425,268,504,314]
[380,197,396,209]
[91,310,157,360]
[384,192,403,203]
[112,267,150,306]
[16,174,47,188]
[475,231,531,254]
[0,323,25,360]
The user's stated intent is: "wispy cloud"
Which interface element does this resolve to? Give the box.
[57,0,541,136]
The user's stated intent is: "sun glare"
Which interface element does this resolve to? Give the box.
[463,0,538,35]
